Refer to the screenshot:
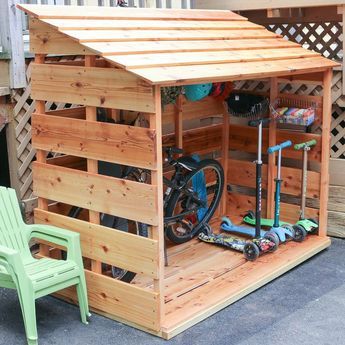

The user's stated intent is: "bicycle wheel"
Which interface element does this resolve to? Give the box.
[165,159,224,244]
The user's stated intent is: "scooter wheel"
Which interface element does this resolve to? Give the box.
[243,242,260,261]
[244,210,255,220]
[293,224,307,242]
[281,224,295,241]
[264,231,280,252]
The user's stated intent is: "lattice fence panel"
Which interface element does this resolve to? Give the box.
[267,22,343,61]
[236,71,345,158]
[9,56,83,200]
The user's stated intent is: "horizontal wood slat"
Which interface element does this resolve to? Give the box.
[43,19,262,31]
[35,209,159,278]
[32,114,156,169]
[19,5,247,21]
[226,192,318,224]
[110,48,319,69]
[163,123,322,162]
[31,63,155,112]
[227,159,320,199]
[132,57,339,85]
[84,38,300,56]
[47,107,86,119]
[57,270,159,331]
[33,162,158,225]
[62,29,279,43]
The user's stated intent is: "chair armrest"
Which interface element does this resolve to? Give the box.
[0,245,27,279]
[27,224,83,263]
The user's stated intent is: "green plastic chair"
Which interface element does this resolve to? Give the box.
[0,187,90,345]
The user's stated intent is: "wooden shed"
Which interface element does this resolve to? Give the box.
[19,4,338,339]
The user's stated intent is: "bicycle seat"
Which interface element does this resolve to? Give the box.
[176,156,199,171]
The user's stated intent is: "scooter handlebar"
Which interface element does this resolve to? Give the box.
[294,139,317,150]
[248,117,271,127]
[267,140,292,154]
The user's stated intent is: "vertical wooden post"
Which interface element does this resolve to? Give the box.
[267,77,278,218]
[34,54,49,256]
[149,85,165,326]
[85,55,102,274]
[319,68,333,236]
[221,102,229,214]
[0,0,26,88]
[174,94,183,151]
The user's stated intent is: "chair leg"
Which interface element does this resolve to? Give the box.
[19,291,38,345]
[76,276,91,324]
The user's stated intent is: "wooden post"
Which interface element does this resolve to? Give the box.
[85,55,102,274]
[34,54,50,256]
[221,102,229,214]
[267,77,278,218]
[149,85,165,326]
[319,68,333,236]
[174,94,183,151]
[0,0,26,88]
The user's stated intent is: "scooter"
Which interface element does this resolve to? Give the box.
[198,224,277,261]
[220,118,280,252]
[293,139,319,234]
[243,140,306,242]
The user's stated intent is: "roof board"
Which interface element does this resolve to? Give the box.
[18,4,339,85]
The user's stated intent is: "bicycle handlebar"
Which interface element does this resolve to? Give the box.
[294,139,317,150]
[267,140,292,154]
[248,117,271,127]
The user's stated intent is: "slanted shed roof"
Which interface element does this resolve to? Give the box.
[19,4,339,86]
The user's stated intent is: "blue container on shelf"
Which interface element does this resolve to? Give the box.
[184,83,213,101]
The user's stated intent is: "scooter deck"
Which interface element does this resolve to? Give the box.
[243,215,287,228]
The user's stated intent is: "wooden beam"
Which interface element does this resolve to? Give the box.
[221,102,229,213]
[174,95,183,151]
[0,0,26,88]
[149,85,165,328]
[319,68,333,236]
[267,77,278,218]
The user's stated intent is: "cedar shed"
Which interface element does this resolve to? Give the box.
[19,4,338,339]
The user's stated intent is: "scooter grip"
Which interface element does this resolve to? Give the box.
[248,117,271,127]
[294,139,317,150]
[267,140,292,154]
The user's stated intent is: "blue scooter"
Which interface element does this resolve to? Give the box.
[221,118,280,253]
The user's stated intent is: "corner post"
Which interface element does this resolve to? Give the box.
[85,55,102,274]
[149,85,165,327]
[267,77,278,218]
[221,102,230,214]
[319,68,333,236]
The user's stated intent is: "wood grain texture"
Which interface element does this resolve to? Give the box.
[46,107,86,119]
[32,113,157,169]
[31,63,155,112]
[33,162,158,225]
[227,159,320,199]
[57,270,160,331]
[19,4,247,21]
[34,209,159,278]
[84,38,299,56]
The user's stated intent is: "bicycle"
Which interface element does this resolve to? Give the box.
[67,146,224,282]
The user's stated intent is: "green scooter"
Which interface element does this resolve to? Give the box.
[293,139,319,234]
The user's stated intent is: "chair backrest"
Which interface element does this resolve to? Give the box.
[0,187,29,254]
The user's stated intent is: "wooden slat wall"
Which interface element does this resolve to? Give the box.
[31,63,155,112]
[35,209,159,278]
[57,270,160,331]
[32,113,157,169]
[33,162,158,225]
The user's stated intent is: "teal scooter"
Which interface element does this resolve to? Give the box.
[243,140,307,243]
[293,140,319,234]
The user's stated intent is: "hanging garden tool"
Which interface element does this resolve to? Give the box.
[293,140,319,234]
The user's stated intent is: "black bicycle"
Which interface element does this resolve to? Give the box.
[68,146,224,282]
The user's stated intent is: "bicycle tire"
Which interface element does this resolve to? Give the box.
[165,159,224,244]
